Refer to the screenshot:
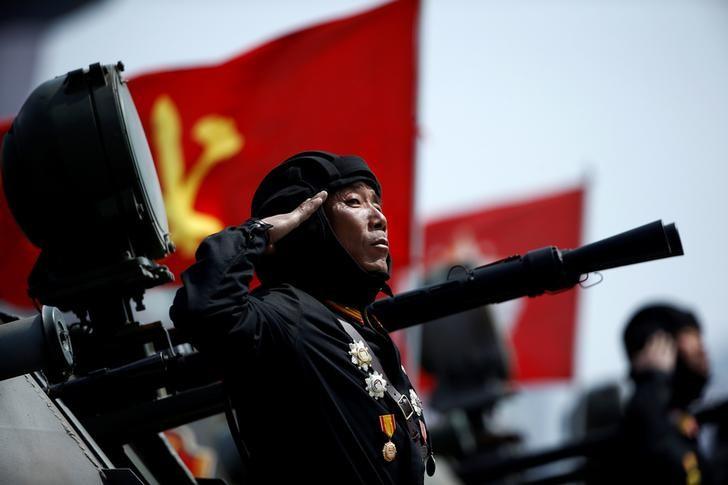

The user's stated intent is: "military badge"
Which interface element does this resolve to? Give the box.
[409,389,423,417]
[379,414,397,462]
[382,441,397,462]
[349,340,373,371]
[365,371,387,399]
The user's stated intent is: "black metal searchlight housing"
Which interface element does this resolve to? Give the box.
[1,62,174,311]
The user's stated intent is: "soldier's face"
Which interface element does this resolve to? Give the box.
[324,182,389,274]
[676,328,709,377]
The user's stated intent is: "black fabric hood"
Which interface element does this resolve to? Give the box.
[251,151,390,306]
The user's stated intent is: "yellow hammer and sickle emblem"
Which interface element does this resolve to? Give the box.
[150,95,244,257]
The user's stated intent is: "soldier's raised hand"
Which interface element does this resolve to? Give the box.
[261,190,328,254]
[633,331,677,374]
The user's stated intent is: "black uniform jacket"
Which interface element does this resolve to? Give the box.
[619,370,710,485]
[590,370,710,485]
[171,220,429,484]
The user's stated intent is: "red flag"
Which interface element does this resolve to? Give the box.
[0,1,418,307]
[130,0,417,279]
[423,188,584,381]
[0,118,41,308]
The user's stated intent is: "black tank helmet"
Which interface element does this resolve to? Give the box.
[251,150,391,306]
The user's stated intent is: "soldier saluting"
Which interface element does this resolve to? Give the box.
[171,151,433,484]
[589,303,713,484]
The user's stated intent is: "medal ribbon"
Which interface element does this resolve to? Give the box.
[379,414,396,439]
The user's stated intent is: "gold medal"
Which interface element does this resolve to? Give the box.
[379,414,397,462]
[382,440,397,462]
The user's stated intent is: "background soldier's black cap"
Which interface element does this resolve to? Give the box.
[623,303,700,360]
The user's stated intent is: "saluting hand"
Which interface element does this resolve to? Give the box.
[633,331,677,374]
[261,190,328,254]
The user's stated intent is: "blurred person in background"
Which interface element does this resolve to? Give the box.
[593,303,712,484]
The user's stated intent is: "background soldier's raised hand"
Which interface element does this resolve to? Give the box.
[261,190,328,254]
[633,331,677,373]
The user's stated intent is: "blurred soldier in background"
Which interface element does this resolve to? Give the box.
[594,303,712,484]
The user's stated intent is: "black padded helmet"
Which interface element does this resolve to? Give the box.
[252,151,381,218]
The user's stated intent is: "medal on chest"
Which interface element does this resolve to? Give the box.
[365,371,388,399]
[409,389,423,417]
[349,340,373,371]
[379,414,397,462]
